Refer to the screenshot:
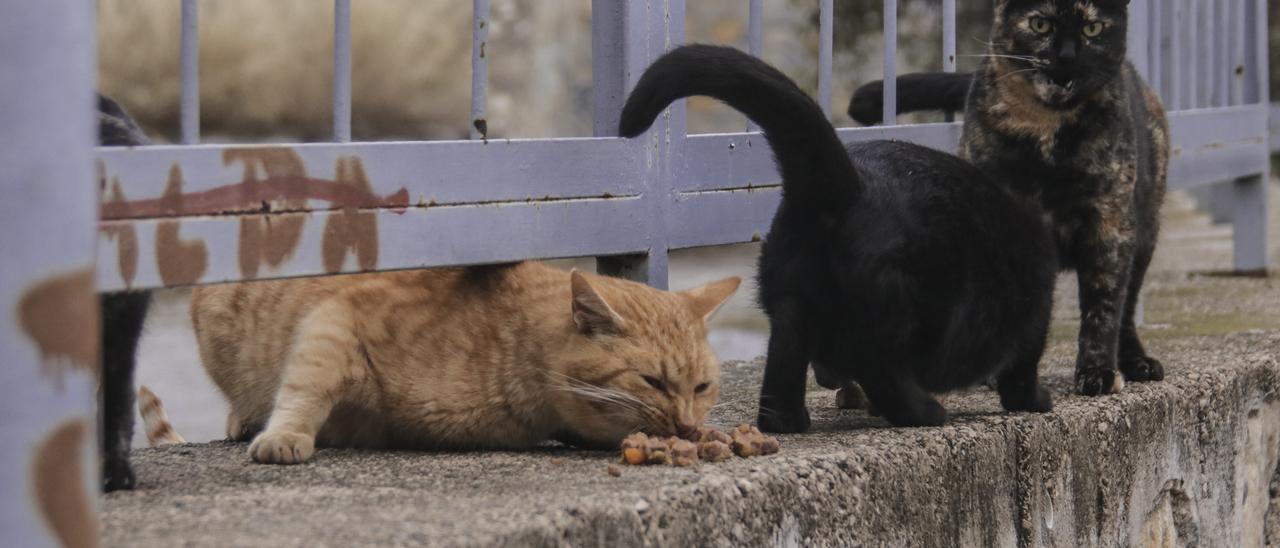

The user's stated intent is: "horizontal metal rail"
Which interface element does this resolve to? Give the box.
[96,99,1268,291]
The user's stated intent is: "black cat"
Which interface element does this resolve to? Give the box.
[850,0,1169,396]
[620,45,1058,432]
[97,93,152,491]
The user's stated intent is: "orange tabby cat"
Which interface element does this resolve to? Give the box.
[190,262,739,464]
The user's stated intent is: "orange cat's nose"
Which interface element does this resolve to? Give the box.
[675,422,699,439]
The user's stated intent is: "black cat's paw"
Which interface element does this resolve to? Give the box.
[103,454,135,492]
[758,404,811,434]
[835,383,869,410]
[1075,367,1124,396]
[1120,355,1164,383]
[881,397,947,427]
[999,383,1053,413]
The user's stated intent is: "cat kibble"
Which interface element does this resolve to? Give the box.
[730,425,780,458]
[698,440,733,463]
[667,438,700,467]
[618,426,778,467]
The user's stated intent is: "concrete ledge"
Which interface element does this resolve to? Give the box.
[103,326,1280,547]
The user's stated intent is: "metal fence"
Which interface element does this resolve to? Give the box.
[1,0,1272,545]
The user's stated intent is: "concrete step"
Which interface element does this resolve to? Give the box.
[102,274,1280,547]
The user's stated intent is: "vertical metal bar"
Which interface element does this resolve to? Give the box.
[942,0,956,122]
[1230,0,1245,106]
[1232,0,1270,272]
[818,0,833,118]
[1214,0,1229,107]
[1,2,100,546]
[1169,0,1182,110]
[1196,0,1211,108]
[180,0,200,143]
[1127,0,1150,81]
[747,0,763,132]
[1185,0,1198,109]
[1148,0,1162,99]
[593,0,683,288]
[470,0,489,140]
[882,0,897,125]
[1247,0,1268,105]
[1202,0,1216,107]
[1232,175,1271,271]
[591,0,626,137]
[748,0,763,58]
[332,0,352,142]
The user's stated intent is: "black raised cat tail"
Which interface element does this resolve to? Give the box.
[619,44,859,212]
[847,72,974,126]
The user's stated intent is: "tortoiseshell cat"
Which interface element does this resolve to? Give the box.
[850,0,1169,396]
[191,263,739,463]
[620,45,1058,432]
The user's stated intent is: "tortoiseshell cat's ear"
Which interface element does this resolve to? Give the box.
[569,270,628,335]
[679,277,741,323]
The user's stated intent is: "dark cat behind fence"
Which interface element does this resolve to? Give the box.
[849,0,1169,396]
[97,93,151,491]
[620,45,1058,432]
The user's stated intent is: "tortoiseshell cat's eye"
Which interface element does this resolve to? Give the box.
[1029,16,1053,34]
[1082,21,1106,38]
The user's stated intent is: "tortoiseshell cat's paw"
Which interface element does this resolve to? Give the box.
[1120,355,1164,383]
[1075,368,1125,396]
[102,452,135,492]
[249,431,315,464]
[758,403,810,434]
[998,383,1053,413]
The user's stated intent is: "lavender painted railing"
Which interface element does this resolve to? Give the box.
[2,3,100,547]
[1,2,1274,542]
[100,0,1269,296]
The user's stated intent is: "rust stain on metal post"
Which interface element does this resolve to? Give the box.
[155,165,209,285]
[18,268,99,379]
[321,156,380,273]
[98,162,139,287]
[225,148,309,277]
[32,419,99,548]
[99,147,411,285]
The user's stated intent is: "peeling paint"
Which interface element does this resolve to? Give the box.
[33,419,98,548]
[321,156,379,273]
[155,165,209,285]
[100,178,138,288]
[18,268,99,379]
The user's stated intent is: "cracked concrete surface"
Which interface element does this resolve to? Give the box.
[102,182,1280,546]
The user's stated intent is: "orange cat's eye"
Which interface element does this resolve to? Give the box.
[1082,21,1105,38]
[1029,16,1053,34]
[642,375,666,392]
[695,383,711,394]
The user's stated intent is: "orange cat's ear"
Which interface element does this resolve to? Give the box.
[570,269,627,336]
[680,276,741,323]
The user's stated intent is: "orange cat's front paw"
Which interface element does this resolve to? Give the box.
[248,431,315,464]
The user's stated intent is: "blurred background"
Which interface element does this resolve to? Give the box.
[98,1,1279,445]
[98,0,1008,142]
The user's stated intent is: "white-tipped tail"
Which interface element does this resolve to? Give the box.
[138,385,186,446]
